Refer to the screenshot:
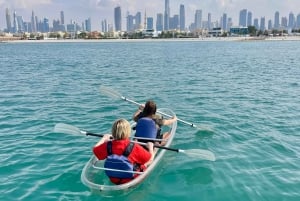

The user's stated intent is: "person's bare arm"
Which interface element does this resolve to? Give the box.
[162,116,177,125]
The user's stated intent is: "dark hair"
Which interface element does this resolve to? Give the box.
[143,100,157,116]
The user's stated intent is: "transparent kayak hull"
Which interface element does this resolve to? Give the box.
[81,108,177,193]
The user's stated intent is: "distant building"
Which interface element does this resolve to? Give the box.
[268,19,273,30]
[85,18,91,32]
[170,15,179,30]
[16,16,24,32]
[254,18,259,30]
[126,13,134,32]
[239,9,247,27]
[288,12,295,29]
[135,12,142,30]
[5,8,12,33]
[43,18,50,32]
[274,11,280,29]
[195,10,202,29]
[247,11,252,26]
[208,27,223,37]
[207,13,212,30]
[230,27,249,35]
[13,11,18,33]
[179,4,185,31]
[156,13,163,31]
[60,11,65,25]
[147,17,153,30]
[260,17,266,31]
[296,14,300,28]
[164,0,170,30]
[101,19,108,32]
[114,6,122,31]
[222,13,227,31]
[31,11,36,32]
[281,17,288,28]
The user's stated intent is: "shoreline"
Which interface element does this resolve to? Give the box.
[2,36,300,43]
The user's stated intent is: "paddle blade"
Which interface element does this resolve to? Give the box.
[54,123,83,135]
[99,86,123,99]
[196,124,214,132]
[179,149,216,161]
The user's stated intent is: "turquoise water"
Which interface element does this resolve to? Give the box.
[1,40,299,201]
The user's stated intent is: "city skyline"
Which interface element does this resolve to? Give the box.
[1,0,300,31]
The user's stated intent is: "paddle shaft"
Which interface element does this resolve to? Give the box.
[85,131,180,152]
[121,96,197,128]
[54,123,216,161]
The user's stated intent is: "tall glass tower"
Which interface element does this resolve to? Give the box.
[5,8,12,33]
[247,11,252,26]
[208,13,211,30]
[114,6,122,31]
[179,4,185,31]
[60,11,65,25]
[156,13,163,31]
[274,11,280,29]
[222,13,227,31]
[13,10,18,33]
[288,12,295,28]
[164,0,170,31]
[239,9,247,27]
[195,10,202,29]
[31,11,36,32]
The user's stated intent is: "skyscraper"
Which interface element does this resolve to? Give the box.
[147,17,154,30]
[281,17,287,28]
[5,8,12,33]
[85,18,91,32]
[156,13,163,31]
[60,11,65,25]
[296,14,300,29]
[207,13,212,30]
[17,16,24,32]
[135,12,142,29]
[126,13,134,32]
[288,12,295,28]
[260,17,265,31]
[195,10,202,29]
[114,6,122,31]
[43,18,50,32]
[239,9,247,27]
[268,19,273,30]
[164,0,170,30]
[222,13,227,31]
[13,10,18,33]
[102,19,108,32]
[274,11,280,29]
[169,14,179,29]
[179,4,185,31]
[247,11,252,26]
[253,18,259,29]
[31,11,36,32]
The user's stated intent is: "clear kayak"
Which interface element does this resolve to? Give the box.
[81,108,177,193]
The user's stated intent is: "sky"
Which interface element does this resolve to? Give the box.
[1,0,300,31]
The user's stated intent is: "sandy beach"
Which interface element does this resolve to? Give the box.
[2,35,300,43]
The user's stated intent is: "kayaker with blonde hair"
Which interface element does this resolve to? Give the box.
[93,118,154,185]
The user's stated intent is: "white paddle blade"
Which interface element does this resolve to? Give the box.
[196,124,214,132]
[54,123,83,135]
[99,86,122,99]
[179,149,216,161]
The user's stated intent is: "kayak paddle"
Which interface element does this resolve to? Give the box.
[99,85,213,131]
[54,123,216,161]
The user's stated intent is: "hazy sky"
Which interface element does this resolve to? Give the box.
[1,0,300,31]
